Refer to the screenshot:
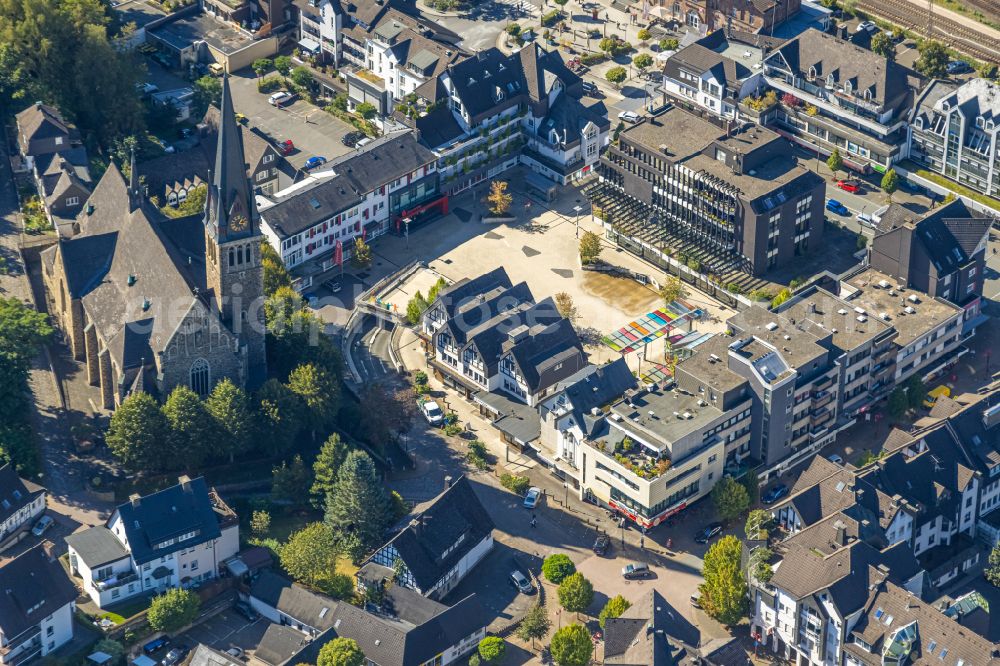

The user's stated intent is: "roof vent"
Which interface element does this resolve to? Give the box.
[879,312,890,321]
[856,315,867,322]
[127,274,136,286]
[142,298,151,311]
[853,306,866,315]
[904,306,915,314]
[907,294,919,303]
[878,279,889,288]
[765,322,778,331]
[837,308,848,315]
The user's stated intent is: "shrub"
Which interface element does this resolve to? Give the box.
[467,440,489,470]
[541,9,561,26]
[257,76,282,93]
[542,553,576,583]
[147,589,200,633]
[580,52,606,65]
[477,637,506,663]
[500,473,531,495]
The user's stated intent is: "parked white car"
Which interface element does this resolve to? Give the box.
[31,515,54,537]
[617,110,640,123]
[419,400,444,426]
[269,91,292,106]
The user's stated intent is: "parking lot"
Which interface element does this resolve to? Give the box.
[227,73,357,171]
[168,606,269,663]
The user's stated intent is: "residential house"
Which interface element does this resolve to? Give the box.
[423,275,586,406]
[758,29,922,173]
[661,30,780,120]
[357,476,493,601]
[537,358,638,488]
[591,105,825,277]
[603,589,749,665]
[14,103,92,228]
[0,466,46,552]
[253,577,487,666]
[869,199,991,334]
[257,130,442,273]
[909,78,1000,199]
[66,476,239,607]
[0,547,78,666]
[249,570,338,636]
[842,267,965,385]
[652,0,801,35]
[405,45,610,190]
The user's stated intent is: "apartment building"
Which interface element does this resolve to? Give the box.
[661,30,779,120]
[759,29,921,173]
[774,285,897,417]
[537,358,638,489]
[724,306,842,477]
[0,547,77,666]
[405,45,610,190]
[66,476,239,607]
[870,199,991,335]
[842,268,965,384]
[422,271,586,406]
[909,78,1000,199]
[592,105,825,277]
[257,131,441,271]
[579,380,751,528]
[653,0,801,34]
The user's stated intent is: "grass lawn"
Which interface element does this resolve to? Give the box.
[336,556,358,577]
[266,509,319,542]
[103,595,153,622]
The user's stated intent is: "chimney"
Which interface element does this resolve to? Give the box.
[178,474,192,491]
[41,540,57,562]
[833,520,847,546]
[444,475,453,490]
[129,493,141,507]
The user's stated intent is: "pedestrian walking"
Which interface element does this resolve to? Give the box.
[531,517,537,528]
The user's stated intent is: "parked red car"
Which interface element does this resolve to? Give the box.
[276,139,294,155]
[836,180,862,193]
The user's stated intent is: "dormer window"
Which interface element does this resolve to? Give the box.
[844,80,852,93]
[498,62,505,71]
[915,117,923,130]
[495,85,504,102]
[988,120,996,131]
[808,66,817,78]
[826,73,834,86]
[863,88,872,101]
[977,116,985,128]
[942,101,950,111]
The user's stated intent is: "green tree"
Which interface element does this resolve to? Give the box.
[406,290,430,325]
[192,75,221,116]
[712,476,750,522]
[274,55,293,78]
[261,241,292,296]
[826,148,844,180]
[311,433,350,508]
[637,28,652,41]
[359,383,417,451]
[554,292,578,324]
[272,454,311,506]
[598,595,631,629]
[0,297,53,368]
[280,522,337,586]
[659,38,679,51]
[745,509,772,540]
[252,58,273,78]
[515,604,550,647]
[355,102,377,119]
[291,66,313,90]
[352,236,372,268]
[477,637,506,663]
[978,61,998,80]
[325,450,393,562]
[426,277,448,303]
[632,52,654,74]
[579,231,602,264]
[698,535,748,626]
[205,378,254,462]
[598,37,618,53]
[870,32,893,58]
[250,510,271,538]
[93,640,124,665]
[107,391,169,470]
[161,385,215,469]
[557,572,594,614]
[317,638,365,666]
[986,541,1000,588]
[255,378,304,457]
[542,554,576,583]
[881,168,899,202]
[287,363,339,439]
[888,386,910,418]
[658,276,687,306]
[915,40,949,77]
[549,624,592,666]
[147,588,200,633]
[606,66,628,86]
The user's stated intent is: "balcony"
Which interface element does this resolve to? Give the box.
[607,438,672,481]
[812,374,835,391]
[4,644,41,666]
[95,571,139,592]
[810,407,833,428]
[0,629,40,660]
[811,390,833,409]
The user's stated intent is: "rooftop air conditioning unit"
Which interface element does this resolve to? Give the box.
[878,279,889,288]
[766,322,779,331]
[908,294,919,303]
[904,306,916,314]
[854,306,866,315]
[857,315,867,322]
[838,308,848,315]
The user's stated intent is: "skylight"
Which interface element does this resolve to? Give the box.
[874,608,884,619]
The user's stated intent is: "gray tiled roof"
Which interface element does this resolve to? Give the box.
[255,624,310,666]
[250,571,338,632]
[65,525,130,568]
[0,547,78,639]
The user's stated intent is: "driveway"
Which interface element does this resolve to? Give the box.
[175,607,269,657]
[227,74,356,171]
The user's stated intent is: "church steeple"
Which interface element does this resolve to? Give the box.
[207,74,255,241]
[127,148,140,212]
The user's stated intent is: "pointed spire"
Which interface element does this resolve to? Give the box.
[128,147,139,212]
[208,74,255,240]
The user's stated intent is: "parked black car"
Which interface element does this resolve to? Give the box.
[593,533,611,556]
[341,131,366,147]
[234,600,258,622]
[694,522,723,544]
[161,645,190,666]
[761,483,789,505]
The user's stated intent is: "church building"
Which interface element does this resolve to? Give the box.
[41,77,267,409]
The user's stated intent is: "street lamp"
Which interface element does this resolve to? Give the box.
[564,482,569,508]
[573,204,583,238]
[403,216,412,248]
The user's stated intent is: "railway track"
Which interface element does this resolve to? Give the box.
[857,0,1000,64]
[961,0,1000,24]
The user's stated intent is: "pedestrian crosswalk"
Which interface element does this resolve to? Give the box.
[493,0,541,19]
